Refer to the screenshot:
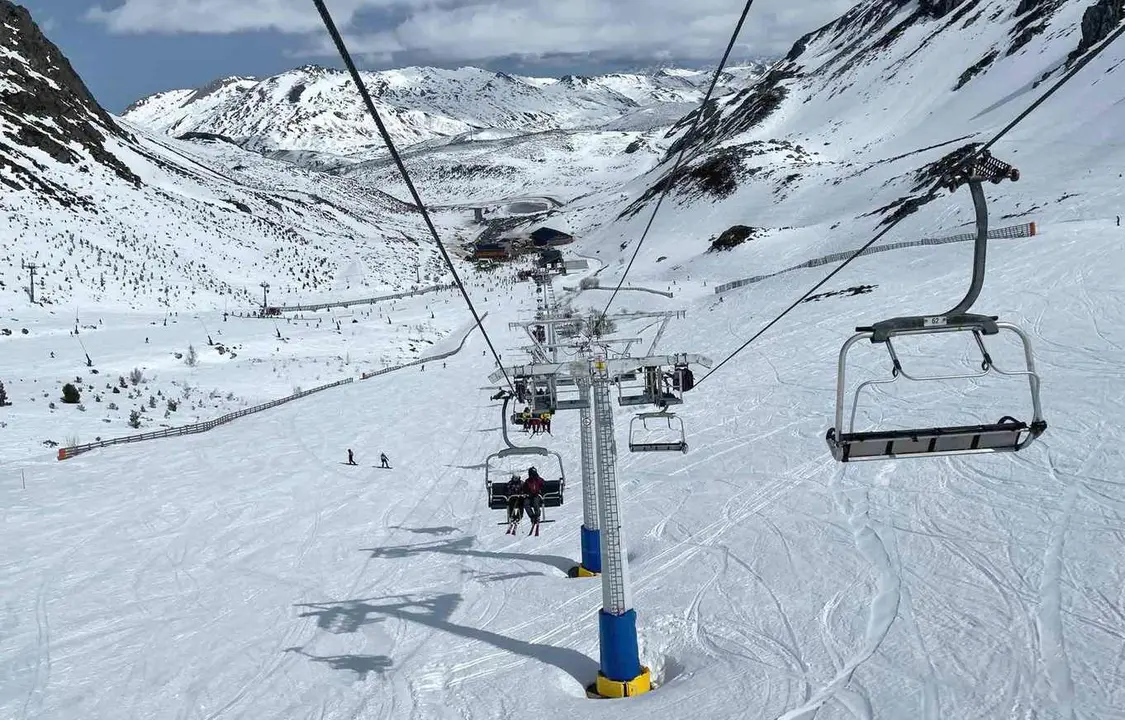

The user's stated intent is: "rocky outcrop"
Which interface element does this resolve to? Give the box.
[1071,0,1124,60]
[0,0,141,194]
[919,0,969,19]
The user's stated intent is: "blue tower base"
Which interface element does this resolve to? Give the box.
[593,609,650,697]
[581,526,601,574]
[598,609,640,680]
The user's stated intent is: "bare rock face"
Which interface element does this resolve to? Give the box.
[1075,0,1124,57]
[919,0,969,19]
[0,0,140,197]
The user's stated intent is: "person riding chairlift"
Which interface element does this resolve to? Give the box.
[522,467,545,525]
[506,474,524,523]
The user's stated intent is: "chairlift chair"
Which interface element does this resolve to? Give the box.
[825,151,1046,462]
[617,365,683,407]
[484,447,566,518]
[515,372,557,413]
[629,412,688,453]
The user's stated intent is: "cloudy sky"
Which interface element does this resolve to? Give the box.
[21,0,855,111]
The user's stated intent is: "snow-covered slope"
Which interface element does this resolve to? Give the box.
[548,0,1125,288]
[122,64,767,161]
[0,2,445,310]
[346,128,667,207]
[3,1,1125,720]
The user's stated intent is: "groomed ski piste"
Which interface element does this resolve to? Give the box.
[4,0,1125,718]
[4,210,1125,718]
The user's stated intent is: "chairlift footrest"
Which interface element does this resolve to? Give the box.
[827,419,1037,461]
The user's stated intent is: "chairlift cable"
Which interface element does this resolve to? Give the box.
[693,23,1125,389]
[597,0,759,324]
[311,0,515,392]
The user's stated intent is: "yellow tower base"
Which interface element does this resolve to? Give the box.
[567,565,600,578]
[589,667,652,698]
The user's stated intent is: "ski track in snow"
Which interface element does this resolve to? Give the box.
[779,466,902,720]
[5,222,1125,719]
[1038,451,1081,720]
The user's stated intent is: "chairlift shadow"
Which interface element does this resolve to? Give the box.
[295,593,597,687]
[360,535,575,573]
[390,525,460,536]
[284,647,392,680]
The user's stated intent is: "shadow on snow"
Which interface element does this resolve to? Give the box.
[361,535,575,574]
[295,593,596,686]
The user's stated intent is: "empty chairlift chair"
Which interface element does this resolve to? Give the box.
[617,365,683,407]
[825,151,1047,462]
[629,412,688,454]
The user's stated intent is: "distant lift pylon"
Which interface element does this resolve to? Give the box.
[826,151,1047,462]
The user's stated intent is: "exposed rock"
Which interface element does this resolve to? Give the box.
[1069,0,1124,63]
[0,0,141,195]
[1009,0,1063,56]
[919,0,968,18]
[707,225,761,252]
[954,50,999,90]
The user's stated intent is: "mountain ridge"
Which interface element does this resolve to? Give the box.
[121,63,767,164]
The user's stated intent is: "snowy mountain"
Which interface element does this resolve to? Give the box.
[547,0,1125,283]
[122,64,767,162]
[4,1,1125,720]
[0,1,445,311]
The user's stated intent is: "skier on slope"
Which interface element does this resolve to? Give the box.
[347,449,357,466]
[380,452,390,469]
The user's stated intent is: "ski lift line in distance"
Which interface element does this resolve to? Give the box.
[825,153,1046,462]
[598,0,761,324]
[310,0,514,394]
[629,412,688,454]
[692,21,1125,391]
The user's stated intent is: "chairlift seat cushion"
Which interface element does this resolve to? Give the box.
[487,480,564,509]
[831,419,1030,461]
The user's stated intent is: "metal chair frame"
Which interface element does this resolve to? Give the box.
[628,411,688,454]
[826,151,1047,462]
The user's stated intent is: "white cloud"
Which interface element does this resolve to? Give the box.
[87,0,856,64]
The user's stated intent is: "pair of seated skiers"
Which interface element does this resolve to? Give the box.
[505,466,545,524]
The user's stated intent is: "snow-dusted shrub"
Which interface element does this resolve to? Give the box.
[61,383,80,404]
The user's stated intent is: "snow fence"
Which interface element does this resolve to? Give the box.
[715,221,1036,294]
[272,283,454,313]
[57,313,486,461]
